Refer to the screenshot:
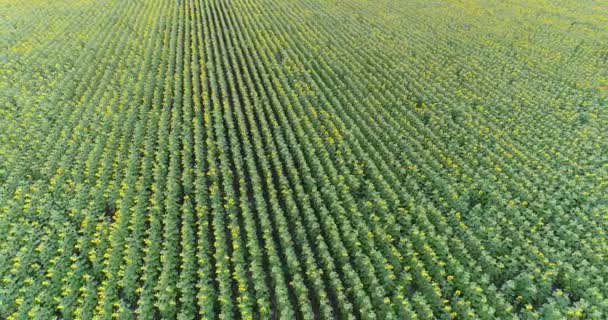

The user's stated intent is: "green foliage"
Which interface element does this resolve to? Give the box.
[1,0,607,318]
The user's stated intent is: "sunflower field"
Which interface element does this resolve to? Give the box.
[1,0,607,319]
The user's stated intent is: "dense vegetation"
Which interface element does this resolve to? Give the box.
[1,0,607,318]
